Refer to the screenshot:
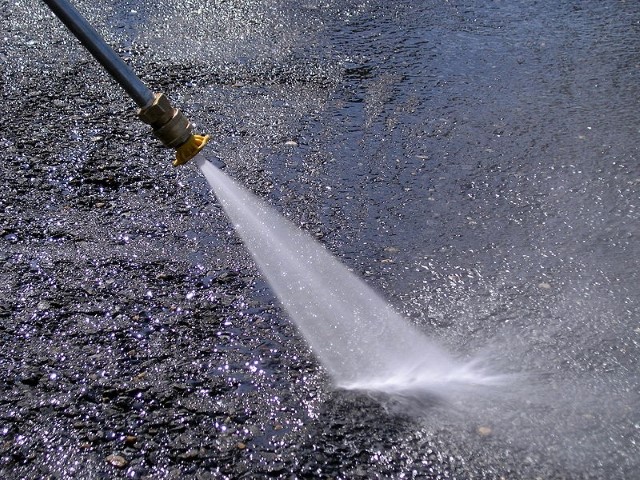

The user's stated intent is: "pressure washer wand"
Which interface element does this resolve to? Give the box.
[41,0,209,166]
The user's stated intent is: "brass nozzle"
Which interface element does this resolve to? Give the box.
[138,92,209,166]
[174,134,210,167]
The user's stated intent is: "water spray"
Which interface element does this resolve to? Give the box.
[41,0,209,166]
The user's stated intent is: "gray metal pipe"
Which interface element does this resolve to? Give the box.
[42,0,154,107]
[41,0,210,166]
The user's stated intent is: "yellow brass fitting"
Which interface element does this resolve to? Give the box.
[174,134,210,167]
[138,92,209,166]
[138,92,192,149]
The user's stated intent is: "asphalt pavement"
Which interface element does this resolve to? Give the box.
[1,1,639,478]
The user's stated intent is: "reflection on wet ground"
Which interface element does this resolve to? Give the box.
[1,0,638,478]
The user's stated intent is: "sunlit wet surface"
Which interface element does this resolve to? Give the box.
[196,154,512,396]
[1,0,639,478]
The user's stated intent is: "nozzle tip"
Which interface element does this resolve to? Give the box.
[173,134,210,167]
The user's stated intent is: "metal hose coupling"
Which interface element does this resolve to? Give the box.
[138,92,209,167]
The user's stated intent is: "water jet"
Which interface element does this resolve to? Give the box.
[194,155,503,394]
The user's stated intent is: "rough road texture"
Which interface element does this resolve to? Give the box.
[2,1,639,479]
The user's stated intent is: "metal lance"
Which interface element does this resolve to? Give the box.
[41,0,209,166]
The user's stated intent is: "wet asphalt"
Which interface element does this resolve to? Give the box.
[1,0,639,478]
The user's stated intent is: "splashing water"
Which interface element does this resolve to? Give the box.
[195,155,504,397]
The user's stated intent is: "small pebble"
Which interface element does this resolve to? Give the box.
[538,282,551,289]
[106,454,127,468]
[236,442,246,450]
[284,140,298,146]
[477,426,492,437]
[36,301,50,311]
[179,448,201,460]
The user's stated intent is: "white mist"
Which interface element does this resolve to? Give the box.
[195,155,503,395]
